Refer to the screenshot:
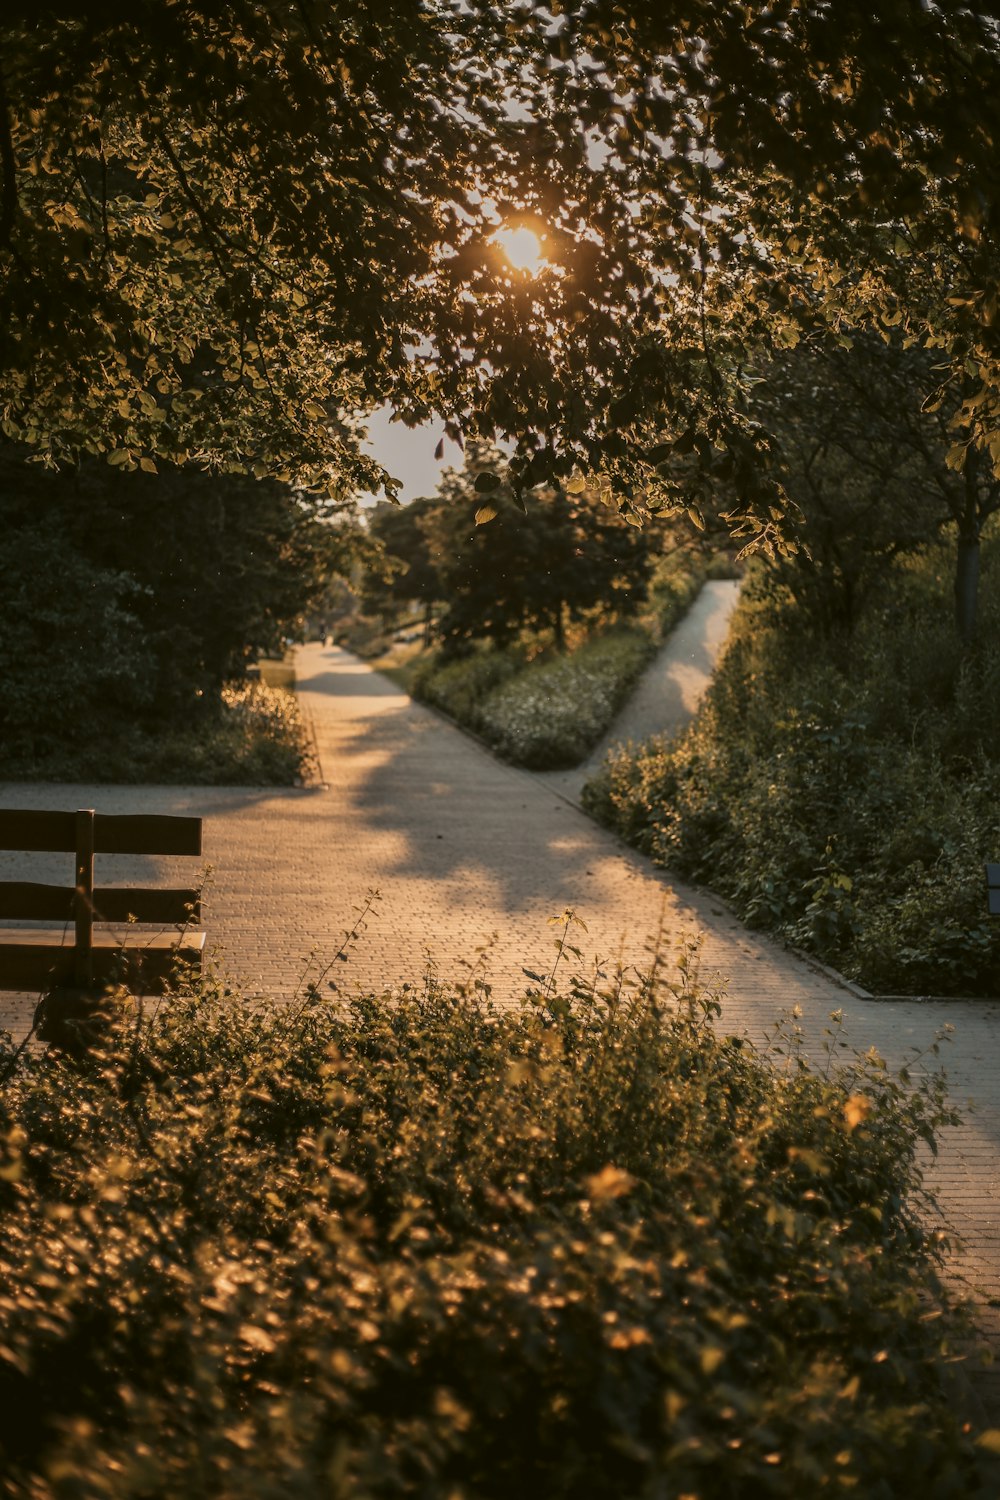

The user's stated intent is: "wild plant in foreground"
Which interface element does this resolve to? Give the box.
[0,941,994,1496]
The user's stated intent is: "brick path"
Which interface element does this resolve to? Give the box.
[541,577,740,802]
[1,628,998,1410]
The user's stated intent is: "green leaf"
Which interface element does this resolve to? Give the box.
[474,504,498,525]
[474,471,500,492]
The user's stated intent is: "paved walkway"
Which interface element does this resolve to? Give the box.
[541,577,741,803]
[1,605,999,1409]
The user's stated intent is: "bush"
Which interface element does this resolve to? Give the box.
[0,528,153,759]
[585,543,1000,995]
[410,643,523,726]
[412,629,656,769]
[0,955,990,1497]
[477,628,656,768]
[1,681,316,785]
[647,551,712,634]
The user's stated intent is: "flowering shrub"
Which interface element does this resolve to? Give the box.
[410,644,522,725]
[477,629,655,767]
[413,629,654,768]
[0,953,991,1496]
[212,680,319,783]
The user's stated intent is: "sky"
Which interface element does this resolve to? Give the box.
[360,231,542,505]
[360,407,456,506]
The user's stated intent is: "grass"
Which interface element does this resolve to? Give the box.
[366,637,427,692]
[0,940,993,1496]
[257,655,297,692]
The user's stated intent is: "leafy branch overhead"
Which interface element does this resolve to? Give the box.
[1,3,999,543]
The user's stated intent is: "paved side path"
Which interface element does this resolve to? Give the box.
[541,578,741,803]
[1,639,998,1408]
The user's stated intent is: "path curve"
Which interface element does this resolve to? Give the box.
[540,577,741,804]
[0,639,998,1407]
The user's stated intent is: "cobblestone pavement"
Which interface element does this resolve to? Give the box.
[1,624,998,1410]
[540,577,740,803]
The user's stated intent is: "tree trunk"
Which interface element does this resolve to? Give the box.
[955,530,980,644]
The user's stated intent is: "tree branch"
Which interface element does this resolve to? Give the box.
[156,129,232,275]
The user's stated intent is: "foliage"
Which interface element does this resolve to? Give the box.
[0,681,314,786]
[753,335,1000,638]
[0,443,331,783]
[412,628,655,769]
[214,680,318,786]
[0,949,991,1497]
[404,547,706,769]
[0,524,153,761]
[476,629,657,768]
[6,5,1000,537]
[410,643,524,732]
[585,545,1000,994]
[646,548,713,634]
[360,497,441,625]
[0,2,503,497]
[412,444,652,652]
[0,442,362,745]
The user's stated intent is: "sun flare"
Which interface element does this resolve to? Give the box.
[494,225,544,274]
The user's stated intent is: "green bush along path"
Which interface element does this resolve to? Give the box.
[1,623,1000,1409]
[538,577,742,802]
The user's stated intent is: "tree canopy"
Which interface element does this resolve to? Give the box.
[2,3,999,544]
[0,443,356,749]
[366,442,651,649]
[748,337,961,635]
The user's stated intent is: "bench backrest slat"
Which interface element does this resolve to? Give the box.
[0,807,204,995]
[0,882,201,924]
[0,810,202,856]
[0,881,72,920]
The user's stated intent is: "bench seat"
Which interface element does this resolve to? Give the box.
[0,928,207,993]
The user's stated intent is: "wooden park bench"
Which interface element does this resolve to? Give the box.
[0,808,205,994]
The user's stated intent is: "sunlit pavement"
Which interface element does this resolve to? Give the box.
[1,606,998,1411]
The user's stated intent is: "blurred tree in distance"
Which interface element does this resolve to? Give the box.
[416,443,652,651]
[361,496,443,640]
